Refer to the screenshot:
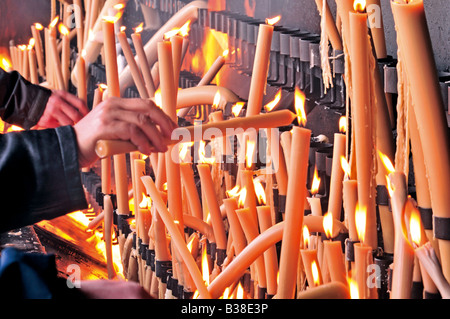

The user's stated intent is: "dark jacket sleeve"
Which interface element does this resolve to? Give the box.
[0,68,52,129]
[0,126,87,233]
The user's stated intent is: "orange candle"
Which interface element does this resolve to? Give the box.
[31,23,45,77]
[300,249,323,288]
[365,0,387,59]
[180,163,203,220]
[391,0,450,281]
[349,4,377,250]
[223,197,247,256]
[117,27,149,99]
[240,169,258,227]
[59,24,70,91]
[74,0,84,54]
[28,45,39,85]
[322,212,347,285]
[169,34,183,89]
[131,25,156,97]
[278,126,311,298]
[49,33,65,90]
[104,195,117,279]
[327,133,346,221]
[314,0,343,51]
[77,51,87,102]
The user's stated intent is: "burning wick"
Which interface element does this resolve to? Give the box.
[265,15,281,26]
[353,0,366,13]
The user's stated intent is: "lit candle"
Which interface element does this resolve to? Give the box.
[307,166,322,217]
[349,0,377,249]
[31,23,45,77]
[73,0,84,54]
[180,162,203,220]
[77,49,87,102]
[49,29,66,90]
[246,16,280,117]
[223,196,247,256]
[391,0,450,281]
[27,39,39,85]
[131,23,156,97]
[104,195,117,279]
[322,212,347,285]
[59,23,70,90]
[297,281,350,299]
[278,125,311,298]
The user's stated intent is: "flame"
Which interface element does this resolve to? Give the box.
[58,23,69,36]
[199,140,215,164]
[222,49,229,58]
[98,83,108,91]
[201,244,210,286]
[139,195,151,209]
[0,55,11,71]
[27,38,35,50]
[238,187,247,208]
[88,29,95,42]
[81,49,87,58]
[245,140,255,169]
[353,0,366,12]
[212,90,221,110]
[163,182,168,191]
[179,142,193,163]
[193,290,199,299]
[355,203,367,243]
[154,88,162,108]
[378,151,395,175]
[348,276,359,299]
[236,282,244,299]
[266,15,281,26]
[339,116,347,133]
[120,26,126,32]
[264,88,282,112]
[113,3,125,10]
[340,156,351,178]
[410,207,422,247]
[231,102,245,117]
[323,212,333,239]
[35,23,44,31]
[49,16,59,29]
[303,225,310,249]
[102,10,123,24]
[311,260,321,286]
[7,125,24,132]
[164,21,191,39]
[295,87,307,126]
[226,185,241,198]
[222,287,230,299]
[311,166,321,195]
[253,177,266,205]
[134,22,143,34]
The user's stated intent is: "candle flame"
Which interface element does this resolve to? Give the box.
[378,150,395,175]
[139,194,151,209]
[311,166,321,195]
[193,290,199,299]
[58,23,69,36]
[134,22,143,34]
[102,10,123,24]
[245,139,255,169]
[18,45,26,51]
[0,56,11,71]
[35,23,44,31]
[303,225,310,249]
[355,202,367,243]
[49,16,59,29]
[199,140,215,164]
[201,244,210,286]
[323,212,333,239]
[340,156,351,178]
[226,185,241,198]
[295,87,307,126]
[113,3,125,10]
[339,116,347,133]
[253,177,266,205]
[98,83,108,91]
[222,49,229,58]
[212,90,221,110]
[164,20,191,39]
[264,88,282,112]
[311,260,321,286]
[353,0,366,12]
[265,15,281,26]
[163,182,168,191]
[409,204,422,247]
[28,38,36,49]
[187,235,195,253]
[348,276,359,299]
[81,49,87,58]
[238,187,247,208]
[179,142,193,163]
[154,88,162,108]
[120,26,126,32]
[222,287,230,299]
[231,102,245,117]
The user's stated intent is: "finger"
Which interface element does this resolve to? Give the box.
[108,120,157,155]
[53,108,75,126]
[55,90,89,115]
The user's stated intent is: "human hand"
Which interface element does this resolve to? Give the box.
[37,90,89,128]
[73,97,177,168]
[78,280,152,299]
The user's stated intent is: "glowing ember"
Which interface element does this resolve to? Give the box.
[355,203,367,243]
[353,0,366,12]
[295,87,307,126]
[265,15,281,26]
[339,116,347,133]
[311,166,321,195]
[264,88,282,112]
[323,211,333,239]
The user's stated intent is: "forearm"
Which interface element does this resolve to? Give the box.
[0,68,51,129]
[0,126,87,232]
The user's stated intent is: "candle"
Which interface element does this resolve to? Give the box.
[180,163,203,220]
[365,0,387,59]
[197,164,227,251]
[77,50,87,102]
[388,172,414,299]
[59,23,70,90]
[391,0,450,282]
[117,27,149,99]
[269,128,288,197]
[95,110,297,158]
[174,86,240,110]
[131,23,156,97]
[349,2,377,250]
[327,133,346,221]
[246,16,280,117]
[322,212,347,285]
[49,32,66,91]
[74,0,84,54]
[314,0,343,51]
[31,23,45,77]
[307,166,322,217]
[280,131,292,173]
[141,176,211,299]
[278,126,311,298]
[27,41,39,85]
[297,281,350,299]
[240,168,258,227]
[104,195,117,279]
[223,197,247,256]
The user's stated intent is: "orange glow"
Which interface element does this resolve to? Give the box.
[120,26,126,32]
[139,195,151,209]
[264,88,282,112]
[199,140,215,164]
[58,23,69,36]
[212,90,221,110]
[253,178,266,205]
[303,225,310,249]
[238,187,247,208]
[355,203,367,243]
[409,207,422,247]
[134,22,143,34]
[311,260,321,286]
[339,116,347,133]
[231,102,245,117]
[245,140,255,169]
[98,83,108,91]
[353,0,366,12]
[226,185,241,198]
[348,275,359,299]
[222,49,229,58]
[295,87,307,126]
[378,150,395,175]
[236,282,245,299]
[34,23,44,31]
[201,244,210,285]
[323,211,333,239]
[164,21,191,39]
[265,15,281,26]
[27,38,35,50]
[340,156,351,178]
[311,166,321,195]
[0,54,11,71]
[49,16,59,29]
[113,3,125,10]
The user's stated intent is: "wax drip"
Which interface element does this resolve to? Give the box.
[319,0,334,94]
[367,34,378,197]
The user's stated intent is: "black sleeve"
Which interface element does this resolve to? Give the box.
[0,68,52,129]
[0,126,88,233]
